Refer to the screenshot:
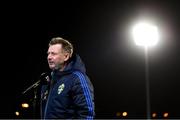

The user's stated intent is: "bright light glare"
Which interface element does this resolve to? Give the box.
[132,22,159,47]
[122,112,128,117]
[21,103,29,108]
[152,112,157,118]
[163,112,169,118]
[15,111,20,116]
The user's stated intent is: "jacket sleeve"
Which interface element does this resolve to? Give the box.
[72,71,95,119]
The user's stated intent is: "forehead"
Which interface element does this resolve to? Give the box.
[48,44,63,52]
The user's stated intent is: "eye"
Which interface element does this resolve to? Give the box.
[51,52,57,55]
[47,52,58,56]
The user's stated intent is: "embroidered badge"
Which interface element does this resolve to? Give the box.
[58,83,65,94]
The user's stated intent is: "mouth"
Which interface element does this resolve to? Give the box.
[48,61,54,65]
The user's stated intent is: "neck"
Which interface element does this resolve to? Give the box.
[59,63,67,71]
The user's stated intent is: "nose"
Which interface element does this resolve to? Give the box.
[47,54,52,60]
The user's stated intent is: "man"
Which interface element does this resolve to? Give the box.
[41,37,95,119]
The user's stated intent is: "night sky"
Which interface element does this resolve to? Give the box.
[1,0,180,119]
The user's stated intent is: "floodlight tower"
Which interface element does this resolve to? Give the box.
[132,22,159,119]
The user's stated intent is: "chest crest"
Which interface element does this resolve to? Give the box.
[58,83,65,94]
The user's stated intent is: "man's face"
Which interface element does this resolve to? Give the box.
[47,44,68,70]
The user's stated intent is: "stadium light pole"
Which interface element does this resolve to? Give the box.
[132,22,159,119]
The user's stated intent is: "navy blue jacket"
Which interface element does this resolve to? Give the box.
[41,54,95,119]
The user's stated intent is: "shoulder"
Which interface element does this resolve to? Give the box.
[72,71,92,87]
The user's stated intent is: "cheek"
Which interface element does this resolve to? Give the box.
[56,56,65,63]
[59,54,66,60]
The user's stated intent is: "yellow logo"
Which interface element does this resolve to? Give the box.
[58,83,65,94]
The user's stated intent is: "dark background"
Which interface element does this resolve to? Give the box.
[1,0,180,119]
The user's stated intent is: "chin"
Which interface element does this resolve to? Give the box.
[49,66,55,70]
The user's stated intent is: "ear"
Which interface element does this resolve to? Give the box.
[64,53,70,62]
